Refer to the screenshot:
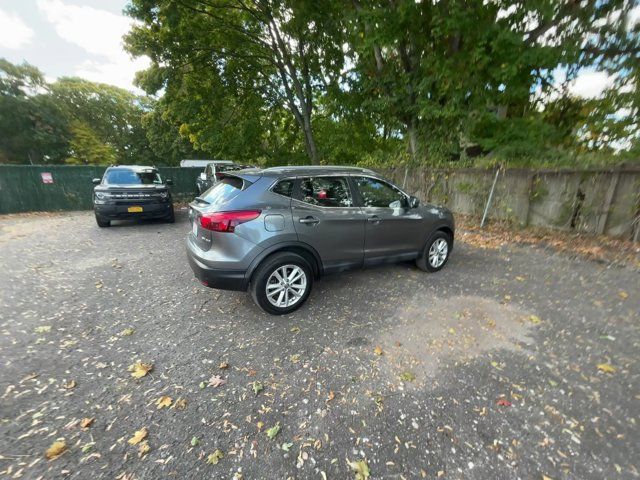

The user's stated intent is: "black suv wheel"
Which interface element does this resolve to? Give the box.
[95,215,110,228]
[165,207,176,223]
[250,252,313,315]
[416,231,451,272]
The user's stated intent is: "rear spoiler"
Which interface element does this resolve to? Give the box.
[222,169,263,184]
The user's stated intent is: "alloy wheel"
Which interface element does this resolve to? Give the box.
[428,238,448,268]
[265,264,307,308]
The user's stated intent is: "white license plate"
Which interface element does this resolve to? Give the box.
[192,220,198,236]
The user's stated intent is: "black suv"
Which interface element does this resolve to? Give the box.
[92,165,175,227]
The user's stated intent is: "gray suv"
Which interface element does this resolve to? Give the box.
[186,166,454,315]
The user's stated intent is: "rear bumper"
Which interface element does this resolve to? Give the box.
[186,240,247,291]
[94,202,173,220]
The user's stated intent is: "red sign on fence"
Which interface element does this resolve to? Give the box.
[41,172,53,184]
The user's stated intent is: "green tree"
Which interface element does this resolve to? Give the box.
[50,77,158,165]
[0,59,70,164]
[125,0,349,164]
[65,120,118,165]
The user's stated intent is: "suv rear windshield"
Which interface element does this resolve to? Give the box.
[200,176,246,207]
[104,169,162,185]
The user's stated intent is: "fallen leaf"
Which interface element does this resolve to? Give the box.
[618,291,628,300]
[266,422,281,440]
[281,442,293,452]
[173,398,187,410]
[129,362,153,378]
[45,440,67,460]
[120,328,135,336]
[206,449,224,465]
[252,381,263,396]
[81,442,95,453]
[138,441,150,457]
[190,436,199,447]
[596,363,616,374]
[490,361,503,370]
[61,339,78,349]
[347,458,370,480]
[62,380,76,389]
[208,375,227,388]
[290,354,301,364]
[373,346,384,356]
[128,428,148,445]
[496,398,512,407]
[34,325,51,333]
[219,361,229,369]
[327,390,335,402]
[80,417,94,429]
[542,475,554,480]
[399,371,415,382]
[256,421,264,431]
[290,326,300,334]
[156,396,172,409]
[529,315,542,324]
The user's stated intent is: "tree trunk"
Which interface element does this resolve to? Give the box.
[267,19,319,164]
[407,118,419,162]
[301,110,319,163]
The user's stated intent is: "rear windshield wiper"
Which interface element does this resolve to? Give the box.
[194,196,210,205]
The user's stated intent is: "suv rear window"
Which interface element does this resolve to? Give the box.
[199,176,246,207]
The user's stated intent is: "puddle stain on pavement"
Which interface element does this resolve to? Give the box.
[378,295,537,383]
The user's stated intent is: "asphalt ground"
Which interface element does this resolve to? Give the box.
[0,210,638,479]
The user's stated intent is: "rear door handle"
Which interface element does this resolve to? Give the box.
[299,216,319,225]
[367,215,381,223]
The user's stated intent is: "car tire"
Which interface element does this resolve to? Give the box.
[95,215,110,228]
[165,207,175,223]
[250,252,313,315]
[416,231,451,272]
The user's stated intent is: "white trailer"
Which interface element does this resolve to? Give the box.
[179,159,233,168]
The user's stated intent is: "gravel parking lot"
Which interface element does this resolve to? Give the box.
[1,210,638,479]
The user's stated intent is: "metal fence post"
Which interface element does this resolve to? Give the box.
[481,168,500,228]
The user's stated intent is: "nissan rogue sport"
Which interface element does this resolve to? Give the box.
[186,166,454,315]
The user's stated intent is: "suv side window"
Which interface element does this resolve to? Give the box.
[355,176,407,208]
[272,179,294,197]
[299,176,352,207]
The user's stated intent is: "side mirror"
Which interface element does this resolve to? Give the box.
[92,178,101,185]
[199,172,207,180]
[409,196,420,209]
[166,178,173,186]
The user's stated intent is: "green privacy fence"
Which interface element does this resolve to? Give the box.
[0,165,201,214]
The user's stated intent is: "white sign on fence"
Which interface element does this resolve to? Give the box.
[41,172,53,184]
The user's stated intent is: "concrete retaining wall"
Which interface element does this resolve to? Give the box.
[383,166,640,241]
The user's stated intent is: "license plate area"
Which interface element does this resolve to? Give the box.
[128,206,143,213]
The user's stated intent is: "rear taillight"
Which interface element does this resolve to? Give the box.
[199,210,261,232]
